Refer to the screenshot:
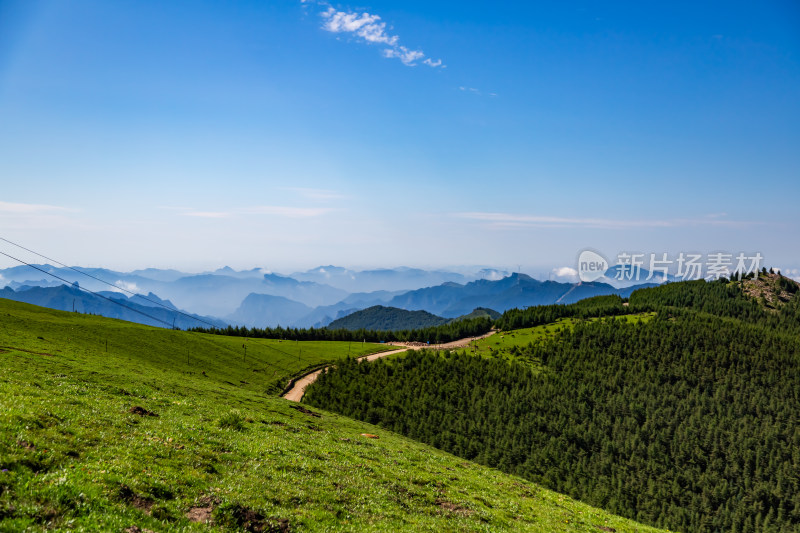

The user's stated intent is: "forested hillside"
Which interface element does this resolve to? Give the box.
[193,315,493,344]
[326,305,449,331]
[304,277,800,533]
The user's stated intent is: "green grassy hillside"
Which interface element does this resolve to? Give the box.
[0,299,391,396]
[467,313,654,359]
[0,298,667,532]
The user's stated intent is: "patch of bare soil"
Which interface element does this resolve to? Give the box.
[225,504,290,532]
[435,499,473,516]
[186,495,218,524]
[289,405,321,418]
[129,406,158,417]
[187,505,214,524]
[118,485,155,514]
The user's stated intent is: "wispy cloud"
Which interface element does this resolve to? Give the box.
[0,201,76,214]
[382,46,424,66]
[183,211,230,218]
[305,2,444,68]
[454,212,754,230]
[459,86,497,97]
[0,201,85,231]
[241,206,336,218]
[177,205,337,219]
[282,187,347,201]
[321,7,398,45]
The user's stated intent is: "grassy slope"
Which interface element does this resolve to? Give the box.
[0,300,391,396]
[0,299,667,532]
[468,314,655,358]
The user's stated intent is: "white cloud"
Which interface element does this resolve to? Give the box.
[183,211,230,218]
[553,266,579,278]
[112,280,141,294]
[241,206,335,218]
[0,201,75,214]
[0,201,84,231]
[459,86,496,97]
[309,3,444,68]
[322,7,398,45]
[157,205,194,211]
[453,212,755,230]
[175,205,336,219]
[382,46,424,66]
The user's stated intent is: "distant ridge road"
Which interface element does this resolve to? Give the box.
[282,330,496,402]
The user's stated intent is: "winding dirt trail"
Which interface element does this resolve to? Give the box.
[282,330,496,402]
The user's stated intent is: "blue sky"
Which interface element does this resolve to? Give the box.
[0,0,798,275]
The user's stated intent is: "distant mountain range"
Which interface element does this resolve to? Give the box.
[289,266,510,293]
[386,273,655,317]
[0,284,225,329]
[0,264,658,330]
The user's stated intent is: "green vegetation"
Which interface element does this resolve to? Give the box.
[468,314,654,359]
[326,305,449,331]
[0,299,391,396]
[305,279,800,533]
[192,315,493,344]
[451,307,501,322]
[494,295,629,331]
[0,298,666,532]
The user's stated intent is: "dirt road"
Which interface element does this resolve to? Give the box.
[282,330,495,402]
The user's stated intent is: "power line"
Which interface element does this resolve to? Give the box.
[0,238,350,377]
[0,236,219,328]
[0,250,180,328]
[0,250,315,377]
[0,245,334,386]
